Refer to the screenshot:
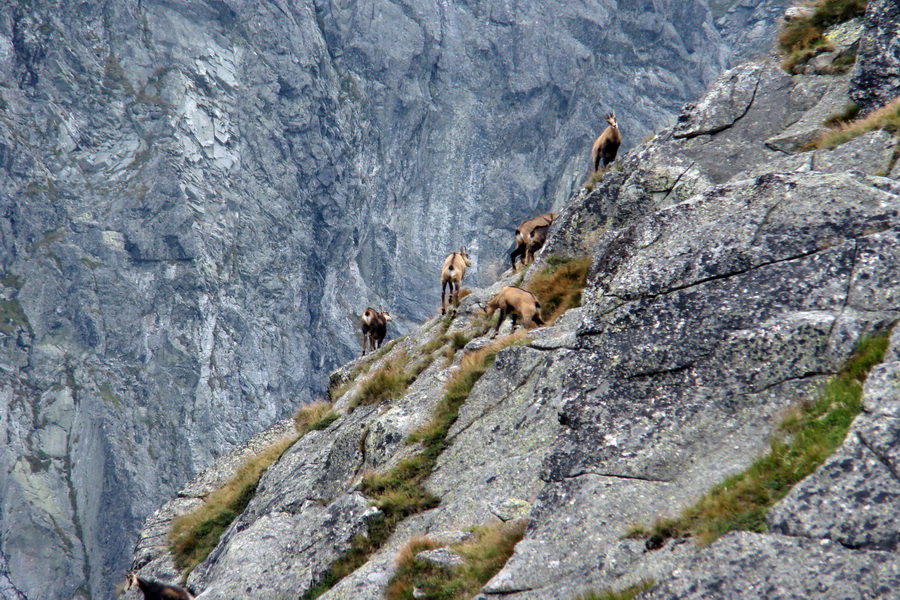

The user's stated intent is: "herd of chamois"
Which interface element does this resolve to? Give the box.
[359,113,620,355]
[124,115,620,599]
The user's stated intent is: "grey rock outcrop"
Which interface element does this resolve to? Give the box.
[1,1,784,598]
[851,0,900,113]
[132,41,900,600]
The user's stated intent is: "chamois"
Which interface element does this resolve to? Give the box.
[590,112,621,172]
[441,247,472,315]
[511,213,556,271]
[481,286,545,338]
[524,223,550,265]
[124,572,195,600]
[360,307,392,356]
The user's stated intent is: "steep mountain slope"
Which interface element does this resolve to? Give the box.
[0,1,785,598]
[129,8,900,598]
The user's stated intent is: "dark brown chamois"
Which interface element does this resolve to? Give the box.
[441,247,472,315]
[590,111,621,172]
[511,213,556,271]
[124,572,195,600]
[481,286,545,338]
[360,306,392,356]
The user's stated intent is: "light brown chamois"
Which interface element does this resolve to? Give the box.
[360,306,392,356]
[481,286,545,338]
[524,223,550,264]
[124,572,195,600]
[511,213,556,271]
[441,247,472,315]
[590,112,621,172]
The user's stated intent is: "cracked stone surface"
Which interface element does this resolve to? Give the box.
[3,1,780,595]
[851,0,900,113]
[124,12,900,600]
[643,531,900,600]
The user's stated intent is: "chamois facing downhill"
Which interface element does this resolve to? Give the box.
[591,111,621,172]
[511,213,557,271]
[360,307,392,356]
[441,247,472,315]
[481,286,545,338]
[124,572,195,600]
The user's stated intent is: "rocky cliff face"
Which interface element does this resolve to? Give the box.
[129,9,900,599]
[0,1,788,598]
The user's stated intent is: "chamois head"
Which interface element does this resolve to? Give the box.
[458,247,472,267]
[379,306,393,322]
[606,111,618,129]
[124,572,139,591]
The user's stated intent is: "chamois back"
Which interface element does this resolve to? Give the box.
[441,247,472,315]
[360,307,392,356]
[482,286,544,337]
[511,213,556,271]
[124,572,195,600]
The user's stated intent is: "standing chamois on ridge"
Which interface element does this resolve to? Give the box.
[441,247,472,315]
[591,111,621,172]
[124,572,195,600]
[511,213,556,271]
[360,307,392,356]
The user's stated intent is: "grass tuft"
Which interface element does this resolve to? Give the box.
[778,0,867,73]
[629,330,892,548]
[811,97,900,149]
[386,521,527,600]
[294,400,339,433]
[525,257,592,325]
[574,580,656,600]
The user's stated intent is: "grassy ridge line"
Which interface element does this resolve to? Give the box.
[628,330,892,548]
[169,401,338,574]
[301,336,523,599]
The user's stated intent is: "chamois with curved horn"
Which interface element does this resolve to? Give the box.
[511,213,556,271]
[480,286,544,338]
[441,247,472,315]
[360,306,392,356]
[590,111,621,172]
[124,572,195,600]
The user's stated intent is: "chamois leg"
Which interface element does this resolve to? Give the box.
[510,246,525,272]
[491,308,506,338]
[452,280,460,310]
[509,314,519,334]
[441,280,448,315]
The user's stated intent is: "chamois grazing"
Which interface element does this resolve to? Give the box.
[124,572,195,600]
[590,111,621,172]
[481,286,545,338]
[360,307,392,356]
[511,213,556,271]
[524,223,550,265]
[441,247,472,315]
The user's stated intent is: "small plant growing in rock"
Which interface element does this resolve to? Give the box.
[778,0,867,73]
[811,97,900,149]
[386,521,527,600]
[525,257,592,325]
[573,580,656,600]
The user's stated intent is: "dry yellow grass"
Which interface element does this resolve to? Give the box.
[811,97,900,149]
[169,433,299,572]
